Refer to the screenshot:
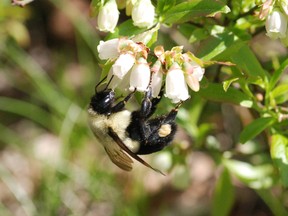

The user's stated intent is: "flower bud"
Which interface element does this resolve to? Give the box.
[97,38,119,60]
[132,0,155,28]
[165,63,189,103]
[129,57,151,92]
[150,60,163,97]
[112,53,135,79]
[98,0,119,33]
[265,10,287,39]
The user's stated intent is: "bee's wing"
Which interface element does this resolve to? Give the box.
[108,127,165,175]
[104,144,133,171]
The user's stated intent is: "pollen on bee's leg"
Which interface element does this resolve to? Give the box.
[158,124,172,137]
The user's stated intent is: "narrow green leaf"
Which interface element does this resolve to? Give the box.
[196,28,245,61]
[271,134,288,187]
[269,58,288,91]
[90,0,101,17]
[146,30,158,47]
[198,83,254,108]
[0,123,23,147]
[161,0,230,24]
[212,168,235,216]
[156,0,176,14]
[188,28,210,43]
[271,84,288,105]
[0,97,60,132]
[229,45,268,80]
[107,19,144,39]
[178,23,198,39]
[257,189,288,216]
[239,117,275,144]
[4,41,72,117]
[223,77,239,92]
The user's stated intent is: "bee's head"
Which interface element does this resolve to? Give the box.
[90,89,115,114]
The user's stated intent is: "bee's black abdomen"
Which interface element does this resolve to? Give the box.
[126,112,177,155]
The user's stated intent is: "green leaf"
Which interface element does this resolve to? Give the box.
[146,30,158,47]
[198,83,254,108]
[271,134,288,187]
[161,0,230,24]
[196,27,245,61]
[156,0,176,14]
[271,84,288,105]
[257,189,288,216]
[223,77,239,92]
[4,40,72,117]
[107,19,144,39]
[90,0,101,17]
[178,23,198,39]
[0,96,61,132]
[269,58,288,91]
[224,159,274,189]
[229,45,268,80]
[188,28,210,43]
[212,168,235,216]
[239,117,275,144]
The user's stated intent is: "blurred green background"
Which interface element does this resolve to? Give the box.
[0,0,286,215]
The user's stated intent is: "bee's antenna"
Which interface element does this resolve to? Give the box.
[95,76,107,93]
[104,75,114,91]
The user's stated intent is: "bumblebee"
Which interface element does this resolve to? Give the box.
[88,81,180,174]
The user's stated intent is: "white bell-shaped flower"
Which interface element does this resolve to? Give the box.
[165,63,189,103]
[150,60,163,97]
[265,10,287,39]
[132,0,155,28]
[97,38,119,60]
[112,53,135,79]
[98,0,119,33]
[129,57,151,92]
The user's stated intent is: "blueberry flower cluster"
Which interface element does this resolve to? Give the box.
[96,0,155,33]
[97,38,205,103]
[263,0,288,46]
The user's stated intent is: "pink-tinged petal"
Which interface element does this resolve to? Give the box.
[185,74,200,92]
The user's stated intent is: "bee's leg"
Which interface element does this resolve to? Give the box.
[136,101,183,155]
[165,100,183,121]
[111,89,136,113]
[139,87,153,118]
[147,87,164,118]
[127,88,155,141]
[134,87,166,141]
[140,85,165,119]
